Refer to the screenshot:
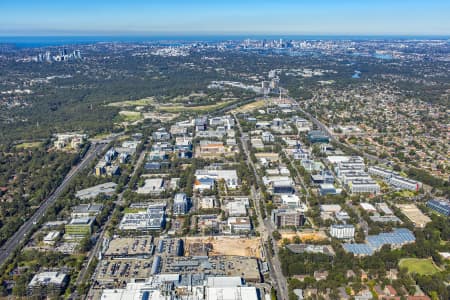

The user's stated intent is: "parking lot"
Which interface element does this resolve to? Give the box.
[93,259,153,289]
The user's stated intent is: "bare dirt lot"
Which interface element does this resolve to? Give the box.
[185,236,262,258]
[278,230,328,245]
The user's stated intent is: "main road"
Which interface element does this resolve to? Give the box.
[233,112,289,300]
[0,138,115,268]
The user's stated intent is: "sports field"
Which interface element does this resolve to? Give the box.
[399,258,441,275]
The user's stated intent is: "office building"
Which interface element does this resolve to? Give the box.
[348,179,380,194]
[195,169,239,189]
[119,204,166,231]
[389,176,422,192]
[75,182,117,200]
[427,199,450,216]
[307,130,329,143]
[137,178,165,195]
[271,209,306,228]
[28,272,69,296]
[319,184,339,196]
[71,203,103,218]
[330,224,355,239]
[65,217,95,237]
[227,217,251,232]
[173,193,188,215]
[280,194,301,208]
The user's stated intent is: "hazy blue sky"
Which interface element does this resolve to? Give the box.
[1,0,449,36]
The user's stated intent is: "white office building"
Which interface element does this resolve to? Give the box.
[348,179,380,194]
[173,193,188,215]
[330,224,355,239]
[389,176,422,191]
[195,169,239,189]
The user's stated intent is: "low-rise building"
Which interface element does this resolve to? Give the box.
[263,176,295,195]
[195,116,208,131]
[335,211,351,222]
[389,176,422,192]
[368,166,422,191]
[427,199,450,216]
[65,217,95,237]
[173,193,188,215]
[396,204,431,228]
[280,194,301,208]
[152,129,171,141]
[28,272,69,296]
[360,202,377,213]
[75,182,117,200]
[370,214,401,223]
[227,217,251,232]
[43,231,61,245]
[376,202,394,215]
[311,171,334,184]
[137,178,165,195]
[307,130,329,143]
[71,203,103,218]
[119,204,166,231]
[320,204,342,213]
[195,169,239,189]
[199,196,216,209]
[226,201,247,216]
[319,184,340,196]
[198,141,227,154]
[271,209,306,228]
[348,179,380,194]
[330,224,355,239]
[262,131,275,143]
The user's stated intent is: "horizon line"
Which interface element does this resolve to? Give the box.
[1,33,449,38]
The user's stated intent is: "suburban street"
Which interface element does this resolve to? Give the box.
[297,105,387,164]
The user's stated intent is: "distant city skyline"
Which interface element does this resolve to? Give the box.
[1,0,449,36]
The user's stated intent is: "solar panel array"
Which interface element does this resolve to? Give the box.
[343,228,415,256]
[343,243,374,256]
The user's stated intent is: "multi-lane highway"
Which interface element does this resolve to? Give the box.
[0,141,110,268]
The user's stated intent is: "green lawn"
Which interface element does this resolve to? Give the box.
[118,110,143,122]
[123,207,146,213]
[15,141,43,149]
[399,258,441,275]
[157,100,235,113]
[107,97,155,107]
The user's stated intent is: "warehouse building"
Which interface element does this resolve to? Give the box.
[75,182,117,200]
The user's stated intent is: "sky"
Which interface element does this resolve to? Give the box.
[0,0,449,36]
